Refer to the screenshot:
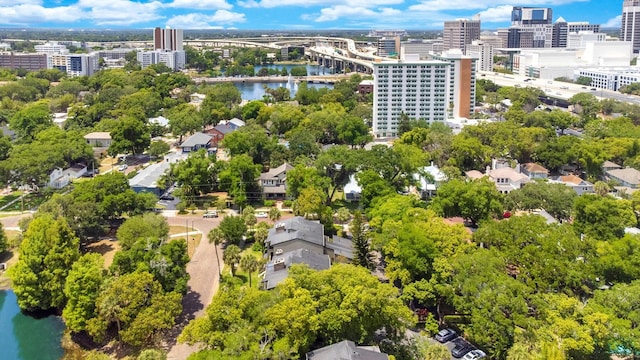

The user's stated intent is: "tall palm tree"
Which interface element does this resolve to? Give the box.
[208,228,225,278]
[240,254,260,287]
[268,207,281,223]
[223,245,241,277]
[593,181,610,197]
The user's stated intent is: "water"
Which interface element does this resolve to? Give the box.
[235,81,334,101]
[234,64,336,101]
[0,290,65,360]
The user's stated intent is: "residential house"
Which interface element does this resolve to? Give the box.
[189,93,206,109]
[306,340,389,360]
[551,174,594,195]
[179,132,214,154]
[343,174,362,202]
[602,160,622,172]
[129,161,171,196]
[53,112,68,128]
[414,163,447,198]
[219,117,246,129]
[265,216,325,259]
[522,162,549,179]
[264,216,354,262]
[149,116,169,128]
[49,165,87,189]
[606,167,640,189]
[203,123,238,147]
[260,248,331,290]
[84,132,112,147]
[259,162,293,200]
[488,167,529,193]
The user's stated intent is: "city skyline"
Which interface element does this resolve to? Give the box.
[0,0,625,31]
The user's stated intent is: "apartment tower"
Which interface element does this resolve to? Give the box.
[622,0,640,53]
[443,18,481,53]
[153,27,184,51]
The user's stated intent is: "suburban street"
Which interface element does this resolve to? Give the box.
[479,70,640,105]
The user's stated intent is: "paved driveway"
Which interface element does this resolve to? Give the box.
[165,213,225,359]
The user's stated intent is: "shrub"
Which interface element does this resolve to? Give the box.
[263,200,275,207]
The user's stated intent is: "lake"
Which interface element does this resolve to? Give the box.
[235,63,335,101]
[0,290,65,360]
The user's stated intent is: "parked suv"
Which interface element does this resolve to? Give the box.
[435,328,457,343]
[203,211,218,218]
[451,338,475,358]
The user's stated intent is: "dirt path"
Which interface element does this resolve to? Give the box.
[164,215,224,360]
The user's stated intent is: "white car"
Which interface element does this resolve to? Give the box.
[463,350,486,360]
[256,212,268,218]
[118,164,128,172]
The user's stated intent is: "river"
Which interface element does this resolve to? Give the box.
[235,64,335,101]
[0,290,65,360]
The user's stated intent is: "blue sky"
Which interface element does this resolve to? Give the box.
[0,0,625,30]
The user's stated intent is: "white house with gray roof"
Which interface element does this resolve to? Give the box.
[179,132,214,154]
[261,248,330,290]
[606,167,640,189]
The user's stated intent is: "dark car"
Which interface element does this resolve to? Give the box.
[435,328,457,343]
[160,194,175,201]
[451,338,475,358]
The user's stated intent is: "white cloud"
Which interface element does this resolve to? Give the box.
[76,0,164,25]
[167,0,232,10]
[476,5,513,23]
[0,0,41,5]
[166,10,246,28]
[0,4,84,25]
[314,5,401,22]
[410,0,587,12]
[603,15,622,28]
[241,0,402,8]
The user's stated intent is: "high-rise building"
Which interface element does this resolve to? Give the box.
[466,40,494,71]
[0,53,47,71]
[34,42,69,55]
[432,50,477,119]
[443,18,481,53]
[137,50,185,71]
[153,27,183,51]
[373,56,449,138]
[48,53,98,77]
[377,37,400,57]
[622,0,640,53]
[511,6,553,26]
[553,18,601,48]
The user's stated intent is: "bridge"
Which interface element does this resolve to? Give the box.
[193,74,352,84]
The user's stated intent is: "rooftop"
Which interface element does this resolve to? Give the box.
[262,248,331,290]
[259,162,293,181]
[523,162,549,174]
[607,167,640,186]
[306,340,389,360]
[129,161,171,189]
[84,132,111,140]
[266,216,324,247]
[180,132,212,148]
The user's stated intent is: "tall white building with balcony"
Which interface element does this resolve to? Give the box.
[373,56,449,138]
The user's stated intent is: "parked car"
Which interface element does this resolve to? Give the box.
[435,328,457,343]
[203,211,218,218]
[160,194,174,201]
[256,212,268,218]
[451,338,475,358]
[463,350,486,360]
[118,164,128,172]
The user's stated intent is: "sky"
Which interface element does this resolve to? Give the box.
[0,0,625,31]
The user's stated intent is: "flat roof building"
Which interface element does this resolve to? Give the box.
[443,18,481,53]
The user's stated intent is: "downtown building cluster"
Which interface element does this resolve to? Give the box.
[372,1,640,138]
[0,27,186,77]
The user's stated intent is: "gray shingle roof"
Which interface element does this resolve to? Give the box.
[259,162,293,180]
[129,161,171,189]
[306,340,389,360]
[262,248,330,290]
[266,216,324,247]
[180,132,212,148]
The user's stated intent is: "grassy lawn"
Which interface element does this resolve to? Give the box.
[0,230,21,288]
[169,225,202,257]
[0,192,24,209]
[99,156,116,174]
[229,247,264,288]
[0,192,52,212]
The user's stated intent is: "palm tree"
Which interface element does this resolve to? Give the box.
[268,207,281,223]
[223,245,241,277]
[594,181,610,197]
[240,254,260,287]
[208,228,225,278]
